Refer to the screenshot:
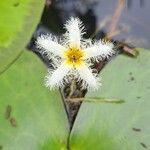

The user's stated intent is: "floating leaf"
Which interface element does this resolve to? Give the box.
[0,0,44,73]
[0,51,69,150]
[70,49,150,150]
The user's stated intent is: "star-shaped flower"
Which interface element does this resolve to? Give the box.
[36,18,114,90]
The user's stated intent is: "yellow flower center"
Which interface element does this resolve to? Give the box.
[64,47,85,68]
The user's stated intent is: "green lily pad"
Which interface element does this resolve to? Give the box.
[0,0,44,73]
[0,51,69,150]
[70,49,150,150]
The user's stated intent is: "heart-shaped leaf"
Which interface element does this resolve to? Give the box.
[70,49,150,150]
[0,0,44,73]
[0,51,69,150]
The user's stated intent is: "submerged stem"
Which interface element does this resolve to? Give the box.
[66,97,125,104]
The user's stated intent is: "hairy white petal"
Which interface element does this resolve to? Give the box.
[36,18,114,91]
[36,34,66,57]
[84,41,114,60]
[45,63,71,89]
[64,17,85,48]
[77,65,101,90]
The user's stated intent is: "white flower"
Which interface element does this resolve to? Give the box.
[36,17,114,90]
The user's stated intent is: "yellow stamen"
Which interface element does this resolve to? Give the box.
[64,47,85,68]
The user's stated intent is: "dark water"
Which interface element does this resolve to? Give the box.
[30,0,150,49]
[96,0,150,48]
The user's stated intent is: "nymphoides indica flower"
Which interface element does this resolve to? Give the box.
[36,18,114,90]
